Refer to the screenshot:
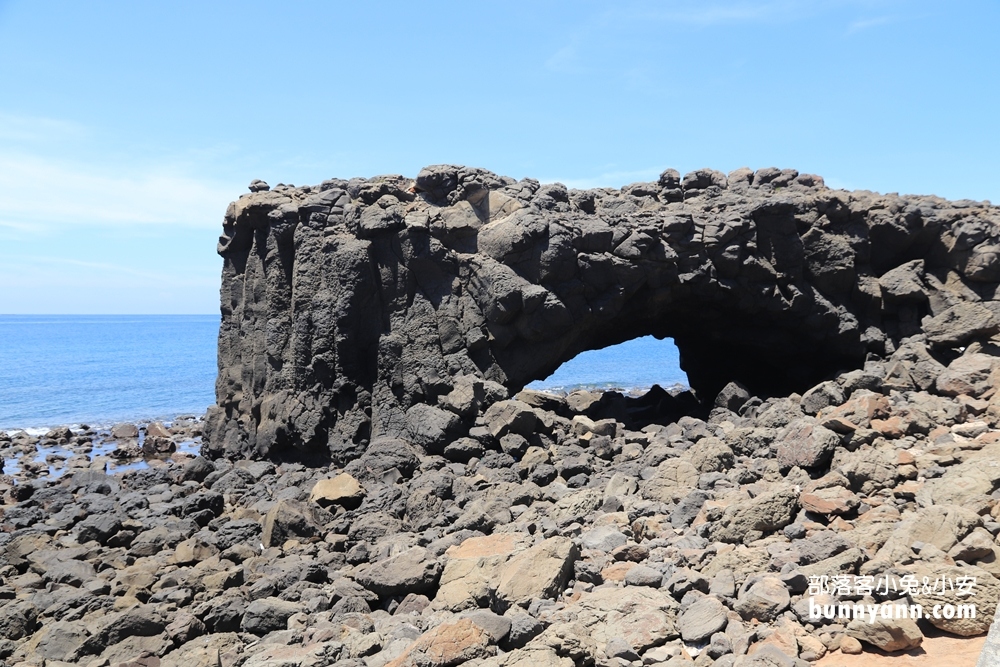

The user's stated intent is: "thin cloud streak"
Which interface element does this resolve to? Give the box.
[0,112,88,143]
[613,0,820,27]
[846,15,895,33]
[0,218,40,233]
[541,1,853,78]
[0,153,238,230]
[653,2,790,25]
[0,255,217,288]
[24,255,212,283]
[634,1,908,27]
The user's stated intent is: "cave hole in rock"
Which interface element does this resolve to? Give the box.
[525,335,688,394]
[522,335,705,428]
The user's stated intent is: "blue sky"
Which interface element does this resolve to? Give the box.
[1,0,997,314]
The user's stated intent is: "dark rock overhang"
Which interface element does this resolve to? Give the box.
[205,165,1000,462]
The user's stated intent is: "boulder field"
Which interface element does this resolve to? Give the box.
[6,335,1000,664]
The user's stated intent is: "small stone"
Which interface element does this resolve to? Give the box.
[776,420,840,470]
[483,400,538,439]
[111,423,139,439]
[840,634,863,654]
[443,437,485,463]
[501,612,544,651]
[710,569,736,598]
[715,381,751,413]
[924,302,1000,347]
[173,535,219,565]
[394,594,431,616]
[800,486,860,515]
[797,633,827,661]
[611,543,649,562]
[181,456,214,483]
[385,618,495,667]
[146,422,171,438]
[461,609,512,642]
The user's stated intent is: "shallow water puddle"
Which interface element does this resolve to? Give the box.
[3,427,203,482]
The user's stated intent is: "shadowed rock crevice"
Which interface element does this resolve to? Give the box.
[205,165,1000,462]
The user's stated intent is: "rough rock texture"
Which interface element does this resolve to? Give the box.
[205,165,1000,461]
[978,601,1000,666]
[7,347,1000,666]
[847,609,923,652]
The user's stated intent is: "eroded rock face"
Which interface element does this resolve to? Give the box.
[205,164,1000,461]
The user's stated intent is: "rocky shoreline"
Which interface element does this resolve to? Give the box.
[4,328,1000,666]
[1,418,205,482]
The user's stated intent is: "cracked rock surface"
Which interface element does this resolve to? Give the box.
[205,165,1000,462]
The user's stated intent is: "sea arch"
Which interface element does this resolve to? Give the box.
[205,164,995,461]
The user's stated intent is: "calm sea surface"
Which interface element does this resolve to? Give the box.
[0,315,219,431]
[0,316,687,431]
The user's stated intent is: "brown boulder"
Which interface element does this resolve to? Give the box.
[309,472,365,509]
[386,618,496,667]
[494,537,579,612]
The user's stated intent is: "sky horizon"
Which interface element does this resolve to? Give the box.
[1,0,997,314]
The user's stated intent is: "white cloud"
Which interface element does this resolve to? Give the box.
[0,152,239,230]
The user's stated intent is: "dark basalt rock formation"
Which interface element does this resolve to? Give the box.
[205,164,1000,461]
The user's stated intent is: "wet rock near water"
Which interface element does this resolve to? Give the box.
[1,418,204,484]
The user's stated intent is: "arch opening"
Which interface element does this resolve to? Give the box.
[497,279,868,426]
[519,335,712,429]
[526,335,688,394]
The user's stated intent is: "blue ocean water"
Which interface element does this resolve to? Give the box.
[0,315,220,431]
[0,316,686,431]
[526,335,688,394]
